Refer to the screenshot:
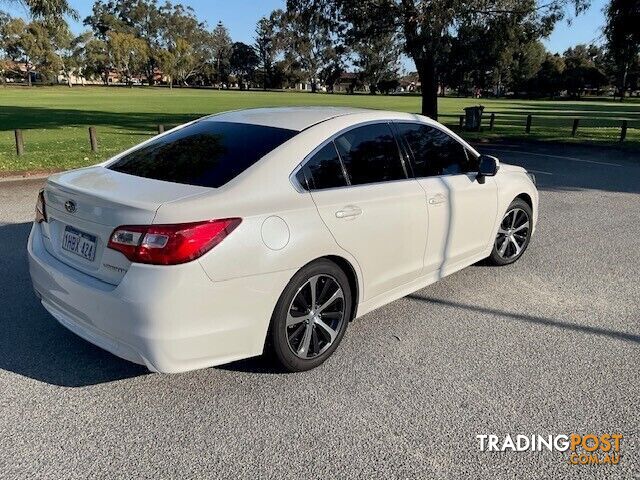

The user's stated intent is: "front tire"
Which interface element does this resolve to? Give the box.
[269,259,352,372]
[486,198,533,266]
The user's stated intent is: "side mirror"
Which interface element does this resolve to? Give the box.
[477,154,499,182]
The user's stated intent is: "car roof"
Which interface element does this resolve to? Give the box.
[205,106,379,132]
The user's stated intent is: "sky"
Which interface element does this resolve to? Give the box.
[3,0,608,67]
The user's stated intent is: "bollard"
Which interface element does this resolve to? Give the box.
[158,124,165,134]
[489,113,495,131]
[15,129,24,156]
[525,114,532,134]
[620,120,627,142]
[459,115,464,129]
[89,126,98,152]
[572,118,579,137]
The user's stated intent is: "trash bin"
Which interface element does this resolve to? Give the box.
[464,105,484,131]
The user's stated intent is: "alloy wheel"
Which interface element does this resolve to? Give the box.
[495,207,530,260]
[286,274,345,359]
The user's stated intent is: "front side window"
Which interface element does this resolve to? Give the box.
[109,121,298,188]
[334,123,406,186]
[300,142,349,190]
[396,123,477,177]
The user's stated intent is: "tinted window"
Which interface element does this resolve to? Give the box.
[301,142,348,190]
[334,123,406,185]
[109,121,297,188]
[396,123,477,176]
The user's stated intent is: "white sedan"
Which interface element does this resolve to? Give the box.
[28,107,538,373]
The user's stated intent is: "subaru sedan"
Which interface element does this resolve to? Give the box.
[28,107,538,373]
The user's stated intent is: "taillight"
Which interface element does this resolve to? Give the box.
[35,189,47,223]
[107,218,241,265]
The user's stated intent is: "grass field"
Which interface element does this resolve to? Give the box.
[1,86,638,174]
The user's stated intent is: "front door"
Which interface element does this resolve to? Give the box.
[394,122,498,275]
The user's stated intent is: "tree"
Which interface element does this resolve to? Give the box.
[83,1,126,85]
[604,0,640,100]
[563,44,607,98]
[210,21,232,87]
[0,18,65,85]
[1,0,77,23]
[158,3,209,87]
[229,41,259,89]
[254,14,279,90]
[116,0,165,85]
[83,0,127,40]
[107,30,148,85]
[337,0,589,119]
[529,53,565,97]
[55,28,90,87]
[444,12,552,97]
[348,22,401,94]
[283,0,343,92]
[509,40,546,92]
[83,37,110,84]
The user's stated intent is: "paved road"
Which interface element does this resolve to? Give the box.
[0,142,638,479]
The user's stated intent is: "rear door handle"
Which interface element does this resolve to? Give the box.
[335,206,363,219]
[428,194,447,205]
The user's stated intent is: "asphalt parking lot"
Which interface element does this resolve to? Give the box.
[0,141,638,479]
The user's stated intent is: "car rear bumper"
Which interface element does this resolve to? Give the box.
[27,223,294,373]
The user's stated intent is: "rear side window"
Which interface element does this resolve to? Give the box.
[396,123,476,176]
[109,121,298,188]
[300,142,348,190]
[334,123,406,186]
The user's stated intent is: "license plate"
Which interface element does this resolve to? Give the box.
[62,226,97,261]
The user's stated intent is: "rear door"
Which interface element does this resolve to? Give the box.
[395,122,498,274]
[301,123,428,301]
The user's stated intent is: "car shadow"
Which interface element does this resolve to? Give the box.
[218,356,284,375]
[0,222,148,387]
[474,141,640,195]
[406,294,640,345]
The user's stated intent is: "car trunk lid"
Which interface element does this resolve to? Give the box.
[41,166,212,285]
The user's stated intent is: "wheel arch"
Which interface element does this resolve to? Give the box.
[321,255,360,320]
[515,192,533,211]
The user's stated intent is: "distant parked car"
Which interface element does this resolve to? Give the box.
[28,107,538,373]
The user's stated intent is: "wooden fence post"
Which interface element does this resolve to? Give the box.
[158,124,165,134]
[525,114,532,134]
[620,120,627,142]
[88,126,98,152]
[489,113,495,131]
[572,118,579,137]
[14,129,24,156]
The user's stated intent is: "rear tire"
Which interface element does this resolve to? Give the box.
[486,198,533,266]
[269,259,352,372]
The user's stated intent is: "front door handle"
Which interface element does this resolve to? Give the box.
[335,206,363,219]
[428,194,447,205]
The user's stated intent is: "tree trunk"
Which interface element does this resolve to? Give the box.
[417,54,438,119]
[217,56,221,89]
[27,70,32,87]
[618,63,628,102]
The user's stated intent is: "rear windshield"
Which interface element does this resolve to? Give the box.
[108,121,298,188]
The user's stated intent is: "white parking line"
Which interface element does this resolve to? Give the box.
[485,148,623,167]
[526,169,553,176]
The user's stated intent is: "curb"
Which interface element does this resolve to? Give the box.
[0,173,52,184]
